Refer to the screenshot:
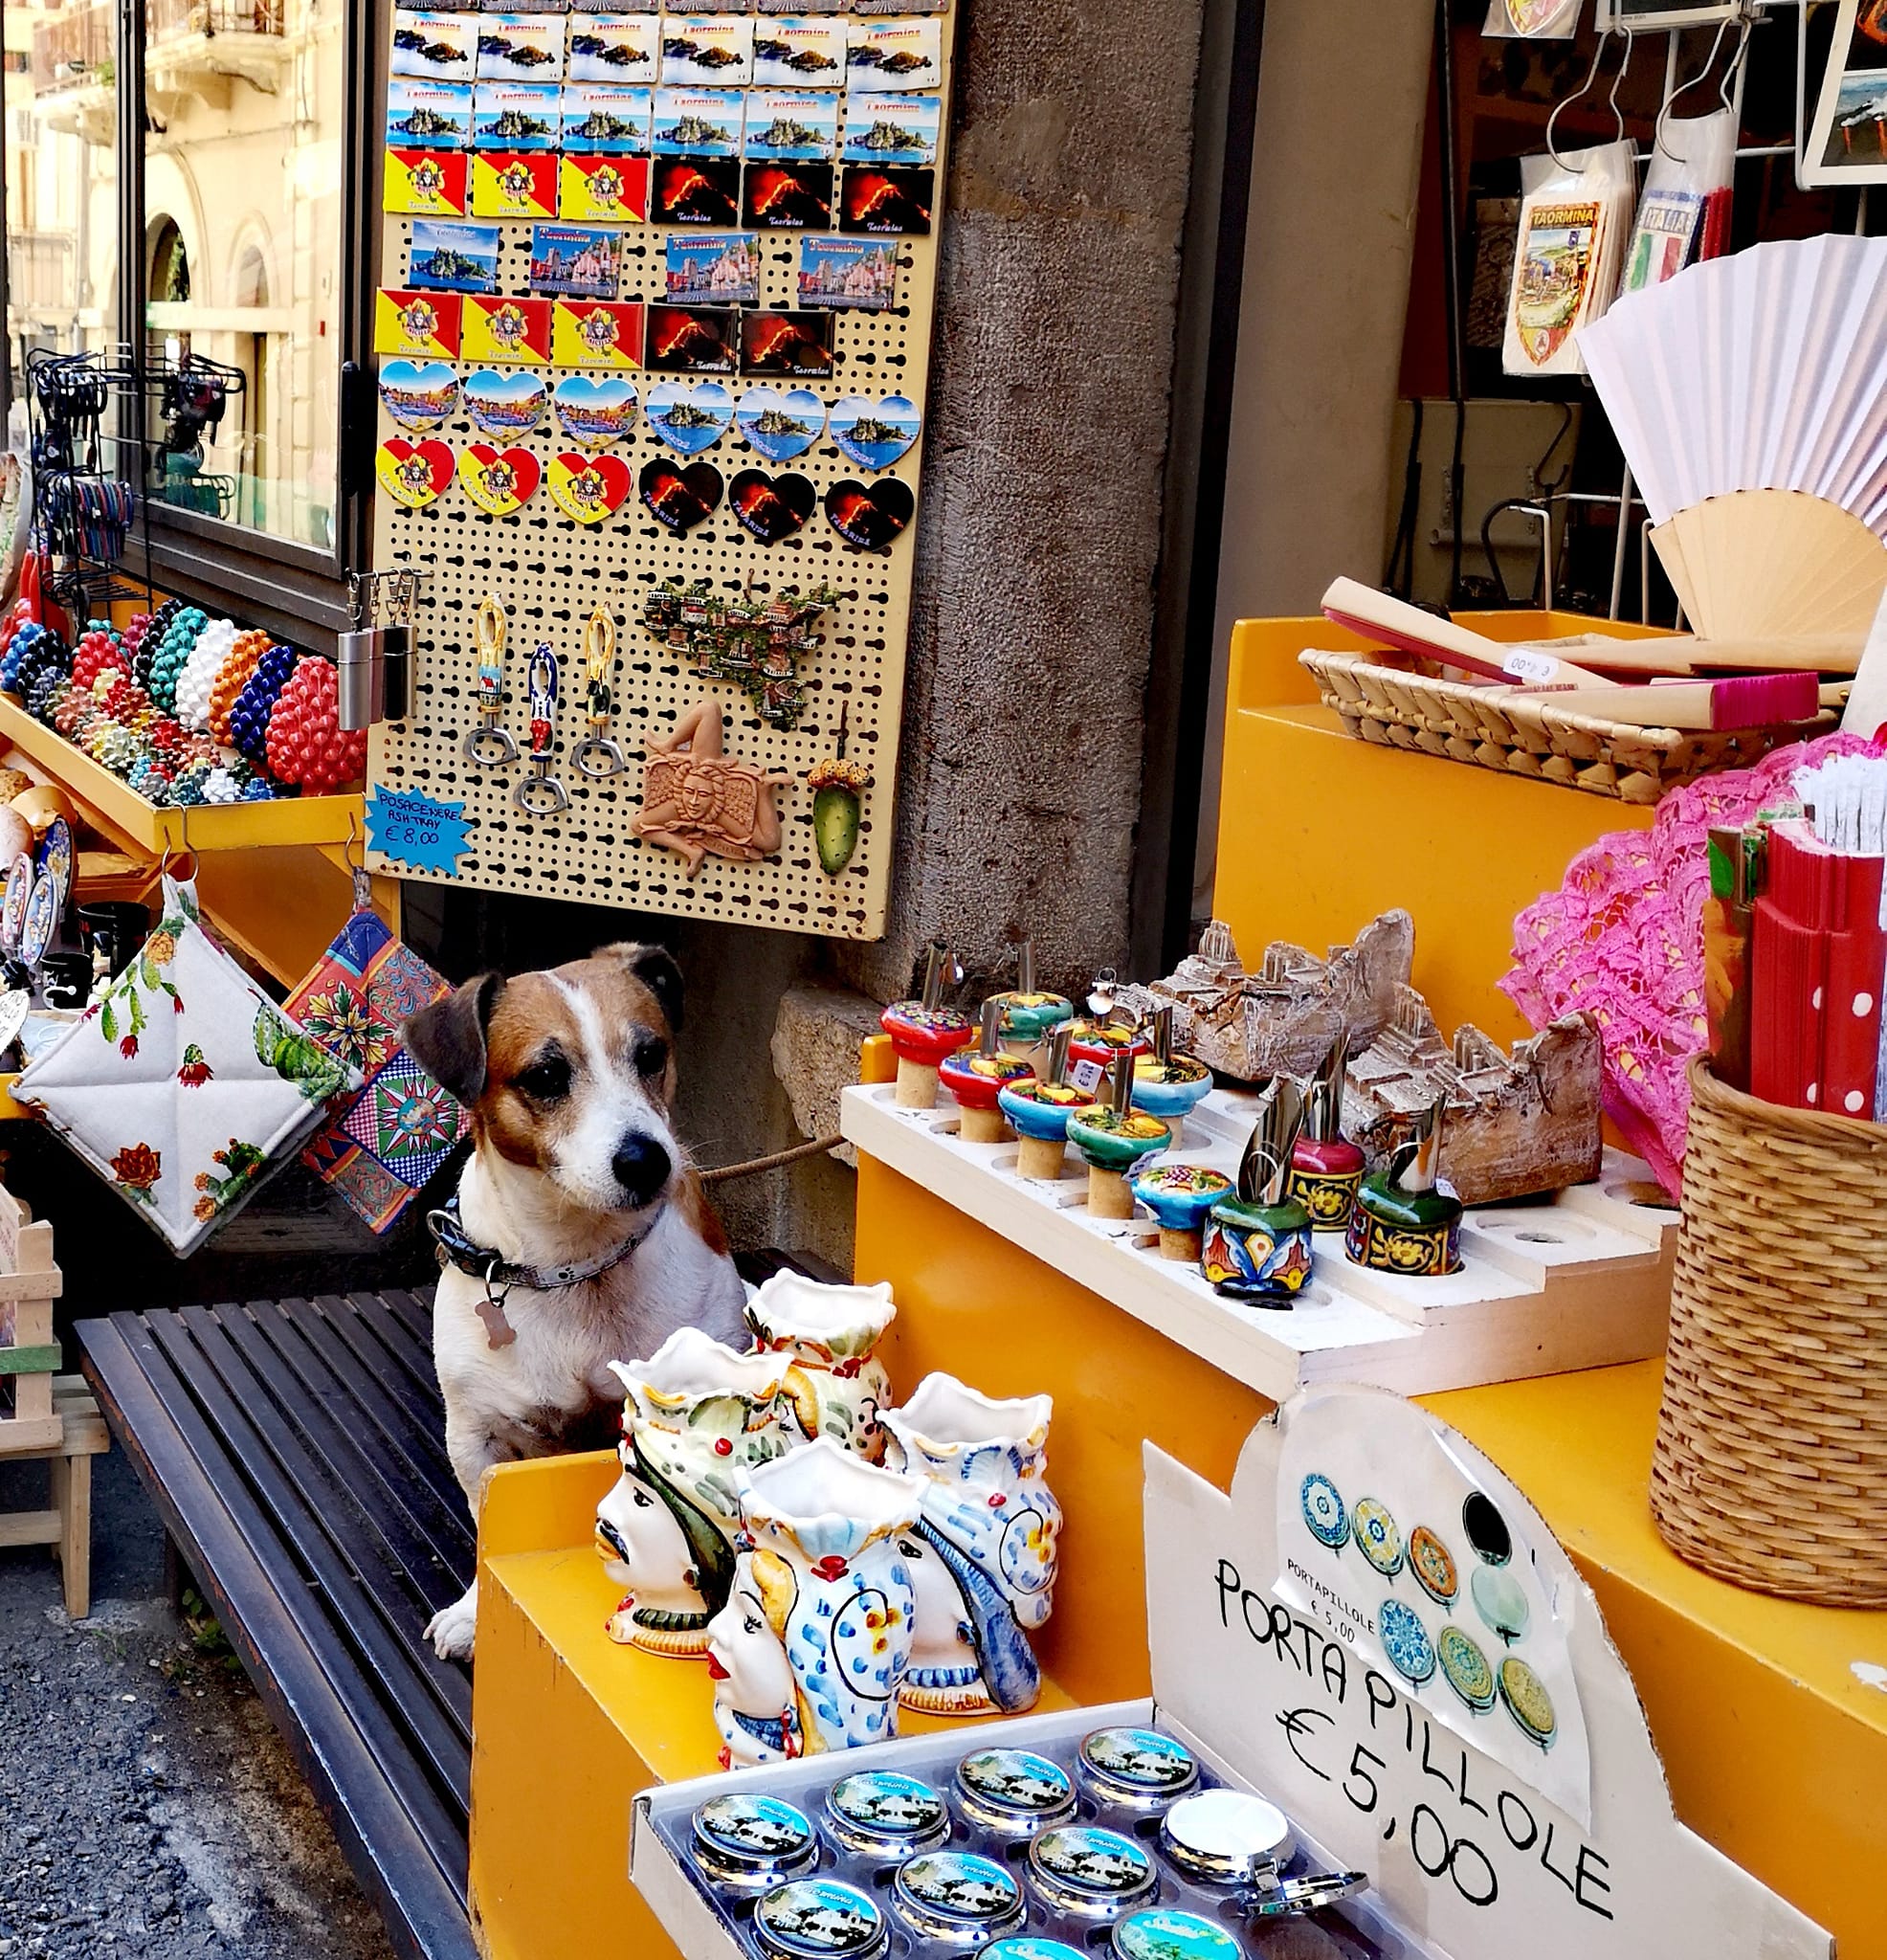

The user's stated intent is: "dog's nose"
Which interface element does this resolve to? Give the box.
[612,1132,672,1207]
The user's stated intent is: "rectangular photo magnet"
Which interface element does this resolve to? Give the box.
[375,288,463,358]
[476,12,565,81]
[388,78,474,149]
[566,13,656,83]
[409,218,503,293]
[470,148,560,216]
[846,19,942,93]
[473,80,562,149]
[740,308,835,377]
[528,222,622,298]
[462,293,554,363]
[562,82,651,153]
[797,234,897,309]
[666,231,761,304]
[744,89,838,163]
[651,153,744,224]
[391,11,477,82]
[840,91,939,167]
[644,304,740,373]
[839,164,932,234]
[660,16,754,86]
[551,298,646,367]
[744,158,833,228]
[560,152,650,221]
[753,17,845,87]
[651,86,744,156]
[383,147,471,215]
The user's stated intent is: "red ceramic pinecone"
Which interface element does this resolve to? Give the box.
[266,657,366,794]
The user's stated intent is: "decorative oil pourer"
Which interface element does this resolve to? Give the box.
[1129,1003,1213,1149]
[1066,1051,1170,1221]
[513,643,571,815]
[1286,1033,1365,1232]
[999,1022,1086,1181]
[988,937,1073,1069]
[881,940,973,1110]
[1065,988,1150,1099]
[1345,1095,1463,1276]
[463,594,522,768]
[573,608,630,780]
[940,999,1034,1145]
[1201,1078,1315,1305]
[1130,1161,1232,1262]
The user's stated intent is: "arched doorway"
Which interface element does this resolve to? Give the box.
[147,216,189,302]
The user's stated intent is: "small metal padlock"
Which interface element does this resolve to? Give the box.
[337,573,384,733]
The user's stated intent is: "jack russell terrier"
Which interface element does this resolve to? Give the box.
[405,941,745,1661]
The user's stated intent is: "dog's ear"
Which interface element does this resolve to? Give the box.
[599,941,684,1035]
[406,971,505,1104]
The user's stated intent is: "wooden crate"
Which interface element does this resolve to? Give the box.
[0,1178,63,1454]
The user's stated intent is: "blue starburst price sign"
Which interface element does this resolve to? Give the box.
[364,785,475,877]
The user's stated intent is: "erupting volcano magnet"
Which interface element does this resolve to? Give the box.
[939,1000,1034,1144]
[1129,1006,1212,1149]
[633,694,789,877]
[879,941,971,1110]
[985,938,1072,1073]
[1202,1078,1316,1306]
[998,1024,1088,1181]
[1066,1056,1171,1222]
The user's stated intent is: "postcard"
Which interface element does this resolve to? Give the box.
[744,89,838,162]
[566,13,656,83]
[839,164,932,235]
[409,218,503,293]
[388,78,474,150]
[744,159,832,229]
[652,154,743,224]
[652,86,744,156]
[841,91,939,167]
[477,12,565,81]
[391,11,476,82]
[752,17,845,86]
[666,232,761,304]
[528,222,621,298]
[462,293,553,364]
[660,16,754,87]
[645,304,740,373]
[375,288,463,359]
[740,308,834,378]
[560,152,650,221]
[1806,4,1887,186]
[562,82,651,153]
[846,19,942,93]
[470,149,559,218]
[474,80,562,149]
[384,147,471,216]
[797,234,896,309]
[551,299,646,368]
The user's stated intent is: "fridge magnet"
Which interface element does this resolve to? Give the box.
[841,91,940,166]
[646,378,735,453]
[560,153,650,222]
[653,87,745,156]
[652,155,743,225]
[573,0,654,10]
[561,80,651,152]
[730,468,815,544]
[645,304,739,373]
[548,451,633,524]
[378,360,462,433]
[527,222,621,298]
[633,695,788,873]
[808,716,869,874]
[374,288,463,357]
[388,77,475,147]
[825,476,912,549]
[462,292,553,363]
[847,18,942,92]
[841,165,932,235]
[383,147,471,214]
[376,437,457,510]
[408,218,501,293]
[661,15,754,86]
[829,392,920,469]
[741,309,834,377]
[470,150,559,218]
[553,372,638,447]
[854,0,947,12]
[477,11,566,81]
[667,232,761,303]
[638,457,724,532]
[744,89,839,161]
[567,12,656,81]
[798,236,897,310]
[459,443,543,517]
[744,159,833,228]
[735,385,825,460]
[754,19,844,85]
[463,367,549,436]
[392,11,477,80]
[550,297,645,367]
[473,79,562,148]
[758,0,844,12]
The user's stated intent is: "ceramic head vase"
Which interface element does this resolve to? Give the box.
[880,1372,1061,1718]
[744,1273,897,1462]
[707,1438,925,1765]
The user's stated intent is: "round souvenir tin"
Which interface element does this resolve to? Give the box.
[1377,1597,1436,1688]
[1461,1490,1513,1566]
[754,1880,888,1960]
[1246,1870,1370,1922]
[690,1793,817,1887]
[986,1941,1084,1960]
[1471,1563,1529,1645]
[1157,1789,1293,1887]
[891,1851,1027,1945]
[1299,1474,1349,1551]
[19,872,57,971]
[1498,1656,1558,1750]
[1,854,33,957]
[1351,1497,1404,1579]
[1027,1827,1158,1919]
[36,816,73,915]
[1077,1726,1199,1809]
[1112,1908,1242,1960]
[1408,1525,1458,1607]
[823,1771,950,1857]
[1437,1626,1497,1713]
[953,1748,1077,1835]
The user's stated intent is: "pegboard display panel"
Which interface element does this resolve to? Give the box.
[366,12,954,940]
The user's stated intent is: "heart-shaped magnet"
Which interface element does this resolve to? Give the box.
[645,379,735,456]
[735,386,826,462]
[730,468,815,544]
[379,360,461,434]
[828,392,921,472]
[377,437,456,509]
[825,476,913,550]
[547,452,632,525]
[554,374,639,451]
[463,368,549,438]
[639,457,724,533]
[459,444,543,517]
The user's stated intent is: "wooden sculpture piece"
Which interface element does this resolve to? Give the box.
[633,695,789,877]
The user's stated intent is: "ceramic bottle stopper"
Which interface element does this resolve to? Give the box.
[1129,1007,1212,1149]
[986,938,1073,1071]
[1200,1078,1315,1304]
[1065,969,1150,1093]
[1285,1033,1365,1232]
[998,1025,1089,1181]
[880,941,973,1110]
[1066,1056,1171,1221]
[1344,1095,1464,1276]
[1129,1162,1232,1262]
[940,1000,1035,1144]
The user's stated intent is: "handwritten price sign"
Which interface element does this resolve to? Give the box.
[364,785,476,878]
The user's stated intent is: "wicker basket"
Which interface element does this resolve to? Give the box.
[1299,649,1834,805]
[1651,1055,1887,1606]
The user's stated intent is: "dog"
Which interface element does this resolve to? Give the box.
[404,941,746,1661]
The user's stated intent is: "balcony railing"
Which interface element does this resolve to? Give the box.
[5,232,77,313]
[32,0,284,95]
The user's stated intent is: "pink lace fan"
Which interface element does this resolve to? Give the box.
[1500,730,1883,1194]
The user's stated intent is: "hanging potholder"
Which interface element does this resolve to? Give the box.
[13,873,356,1255]
[285,904,464,1234]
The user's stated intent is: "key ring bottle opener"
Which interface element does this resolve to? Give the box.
[573,609,630,780]
[514,643,571,815]
[464,595,522,768]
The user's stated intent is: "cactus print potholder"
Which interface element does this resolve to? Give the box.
[14,874,356,1255]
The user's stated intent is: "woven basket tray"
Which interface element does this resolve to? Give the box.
[1652,1056,1887,1607]
[1299,649,1834,805]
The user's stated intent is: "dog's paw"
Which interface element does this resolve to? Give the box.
[425,1586,478,1662]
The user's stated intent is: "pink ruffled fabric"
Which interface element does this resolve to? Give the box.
[1500,731,1884,1195]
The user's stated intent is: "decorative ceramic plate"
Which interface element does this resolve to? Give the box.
[1409,1524,1458,1605]
[1462,1488,1513,1565]
[19,871,57,970]
[1498,1655,1557,1749]
[1378,1596,1436,1686]
[1471,1562,1530,1645]
[1300,1473,1349,1550]
[1438,1625,1497,1711]
[1,853,32,956]
[1352,1496,1405,1578]
[36,815,73,914]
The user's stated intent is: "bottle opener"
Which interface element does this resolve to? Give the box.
[573,608,629,780]
[463,594,522,768]
[514,642,570,816]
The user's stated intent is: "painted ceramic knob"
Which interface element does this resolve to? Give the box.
[1285,1133,1365,1233]
[998,1079,1089,1182]
[988,988,1073,1057]
[1130,1053,1212,1147]
[1066,1105,1171,1221]
[882,1000,974,1110]
[940,1048,1035,1144]
[1200,1192,1314,1304]
[1065,1017,1149,1082]
[1129,1163,1232,1262]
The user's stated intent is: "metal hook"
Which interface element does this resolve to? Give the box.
[1545,27,1621,172]
[1655,14,1734,160]
[1719,12,1752,115]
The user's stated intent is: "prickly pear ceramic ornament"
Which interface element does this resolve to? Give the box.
[808,702,870,876]
[998,1024,1088,1181]
[986,939,1073,1070]
[940,1001,1034,1144]
[1129,1007,1212,1148]
[1066,1057,1171,1221]
[744,1271,897,1461]
[1286,1033,1365,1232]
[1344,1094,1463,1276]
[880,940,972,1109]
[1201,1077,1315,1305]
[1129,1163,1232,1261]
